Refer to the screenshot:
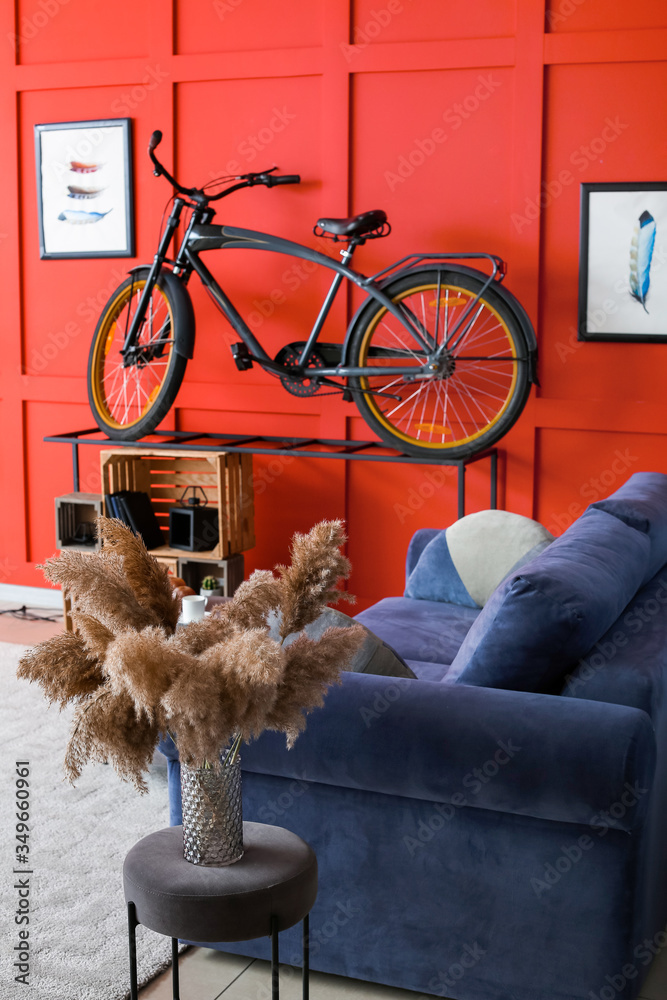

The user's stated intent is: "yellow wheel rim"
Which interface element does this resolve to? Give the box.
[358,283,519,451]
[90,280,175,431]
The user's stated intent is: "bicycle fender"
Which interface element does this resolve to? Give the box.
[127,265,196,360]
[342,262,539,385]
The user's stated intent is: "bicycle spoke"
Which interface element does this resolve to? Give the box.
[94,279,176,429]
[376,319,427,364]
[355,274,528,453]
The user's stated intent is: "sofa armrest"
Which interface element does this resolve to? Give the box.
[201,673,655,831]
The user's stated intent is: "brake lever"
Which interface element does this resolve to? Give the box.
[238,166,278,182]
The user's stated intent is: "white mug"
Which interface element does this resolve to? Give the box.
[181,594,207,623]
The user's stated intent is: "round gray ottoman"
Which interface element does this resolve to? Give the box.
[123,823,318,1000]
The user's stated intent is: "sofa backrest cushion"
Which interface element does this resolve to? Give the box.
[559,568,667,718]
[404,510,554,608]
[590,471,667,585]
[270,607,417,679]
[448,508,650,692]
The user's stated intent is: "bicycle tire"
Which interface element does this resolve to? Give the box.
[87,268,189,441]
[348,268,533,459]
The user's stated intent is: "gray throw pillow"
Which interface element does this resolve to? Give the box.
[269,607,416,679]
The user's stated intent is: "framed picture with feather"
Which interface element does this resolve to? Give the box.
[34,118,134,259]
[578,182,667,342]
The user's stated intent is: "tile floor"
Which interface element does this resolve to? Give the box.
[4,615,666,1000]
[139,944,667,1000]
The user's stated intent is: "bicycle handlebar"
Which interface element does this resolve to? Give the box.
[147,129,300,200]
[265,174,300,186]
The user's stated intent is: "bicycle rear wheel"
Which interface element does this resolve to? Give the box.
[87,269,188,440]
[348,268,533,459]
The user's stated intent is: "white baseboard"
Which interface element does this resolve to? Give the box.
[0,584,62,609]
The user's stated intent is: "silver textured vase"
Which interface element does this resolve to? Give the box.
[180,757,244,866]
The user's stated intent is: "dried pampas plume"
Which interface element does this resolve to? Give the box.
[96,517,180,632]
[18,518,363,791]
[17,632,104,707]
[276,520,353,638]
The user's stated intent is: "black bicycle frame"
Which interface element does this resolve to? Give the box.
[124,195,503,380]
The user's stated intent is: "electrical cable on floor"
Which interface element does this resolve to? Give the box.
[0,605,63,623]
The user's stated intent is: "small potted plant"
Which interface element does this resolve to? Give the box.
[200,574,222,598]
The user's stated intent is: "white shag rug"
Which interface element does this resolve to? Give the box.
[0,641,180,1000]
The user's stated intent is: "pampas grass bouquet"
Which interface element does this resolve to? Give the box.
[18,518,364,791]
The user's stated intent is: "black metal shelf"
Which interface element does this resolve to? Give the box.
[44,428,498,519]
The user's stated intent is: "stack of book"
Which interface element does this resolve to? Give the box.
[105,491,164,550]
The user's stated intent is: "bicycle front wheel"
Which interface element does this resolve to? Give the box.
[87,269,188,440]
[348,268,533,459]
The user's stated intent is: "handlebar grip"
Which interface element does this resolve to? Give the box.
[148,130,163,151]
[271,174,301,186]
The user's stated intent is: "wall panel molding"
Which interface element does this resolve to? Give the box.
[3,0,667,594]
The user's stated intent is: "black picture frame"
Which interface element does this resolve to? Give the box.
[578,182,667,342]
[34,118,134,259]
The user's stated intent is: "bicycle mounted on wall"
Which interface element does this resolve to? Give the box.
[87,130,538,458]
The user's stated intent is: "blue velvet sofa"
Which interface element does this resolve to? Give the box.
[161,472,667,1000]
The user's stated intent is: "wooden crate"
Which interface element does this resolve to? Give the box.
[100,448,255,559]
[55,492,104,552]
[153,556,180,579]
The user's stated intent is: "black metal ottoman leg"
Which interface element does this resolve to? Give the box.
[128,902,139,1000]
[271,915,279,1000]
[171,938,180,1000]
[302,914,309,1000]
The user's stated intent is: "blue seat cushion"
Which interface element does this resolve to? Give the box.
[590,471,667,585]
[404,660,452,682]
[355,596,480,666]
[449,508,651,692]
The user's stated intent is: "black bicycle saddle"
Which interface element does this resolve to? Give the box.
[315,209,388,238]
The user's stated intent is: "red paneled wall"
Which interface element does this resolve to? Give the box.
[2,0,667,607]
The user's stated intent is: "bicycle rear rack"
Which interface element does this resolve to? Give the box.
[364,252,506,285]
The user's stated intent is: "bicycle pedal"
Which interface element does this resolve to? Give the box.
[231,343,253,371]
[342,388,353,402]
